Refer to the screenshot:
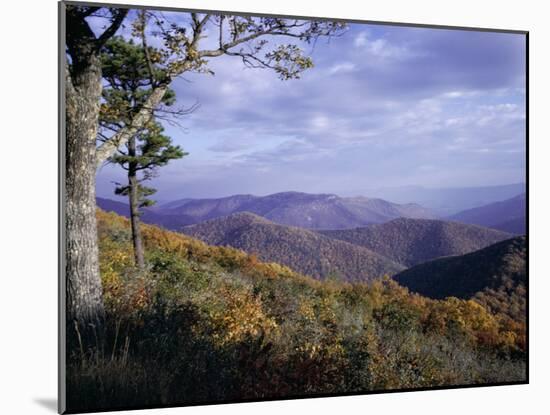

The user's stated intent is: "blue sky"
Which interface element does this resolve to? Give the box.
[94,11,526,201]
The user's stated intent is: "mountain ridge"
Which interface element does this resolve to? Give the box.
[153,191,437,230]
[367,183,525,215]
[448,193,526,234]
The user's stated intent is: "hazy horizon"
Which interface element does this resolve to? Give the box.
[97,182,526,207]
[96,14,526,202]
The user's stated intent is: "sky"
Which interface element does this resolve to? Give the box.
[93,10,527,202]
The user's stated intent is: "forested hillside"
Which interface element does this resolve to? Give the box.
[181,212,405,281]
[320,218,512,267]
[393,236,526,323]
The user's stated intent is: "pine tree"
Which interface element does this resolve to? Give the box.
[100,37,186,269]
[112,122,185,268]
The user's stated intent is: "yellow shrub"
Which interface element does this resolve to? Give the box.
[206,285,278,346]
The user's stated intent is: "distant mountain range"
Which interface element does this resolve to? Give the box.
[319,218,512,267]
[181,212,405,281]
[393,236,526,321]
[157,191,437,230]
[366,183,525,216]
[98,191,437,231]
[447,193,526,234]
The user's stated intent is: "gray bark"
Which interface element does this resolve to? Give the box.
[65,55,104,325]
[64,6,126,325]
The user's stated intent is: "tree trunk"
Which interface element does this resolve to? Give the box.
[127,136,145,269]
[65,53,105,326]
[63,6,127,334]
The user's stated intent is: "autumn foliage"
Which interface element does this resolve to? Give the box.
[67,210,526,411]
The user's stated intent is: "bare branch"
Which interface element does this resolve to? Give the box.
[138,10,156,86]
[218,15,224,49]
[79,7,100,18]
[198,28,306,59]
[190,13,200,28]
[195,14,211,33]
[96,8,128,49]
[99,121,125,134]
[190,13,211,49]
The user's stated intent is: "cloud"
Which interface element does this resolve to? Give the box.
[327,62,357,75]
[443,91,467,98]
[208,139,250,153]
[310,114,330,129]
[353,31,415,60]
[96,12,527,199]
[354,31,369,47]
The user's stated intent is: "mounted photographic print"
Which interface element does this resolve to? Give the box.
[59,1,528,413]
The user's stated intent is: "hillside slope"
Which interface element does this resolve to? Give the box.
[70,209,525,411]
[181,212,405,281]
[448,193,526,234]
[393,236,526,321]
[320,218,512,267]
